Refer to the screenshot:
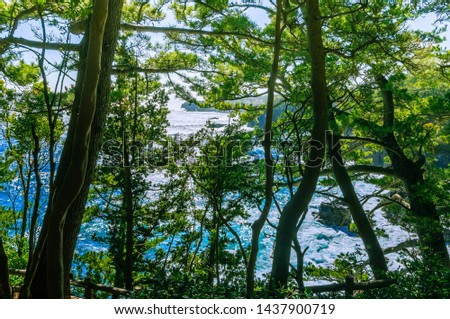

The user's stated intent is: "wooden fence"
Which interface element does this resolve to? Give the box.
[305,276,396,297]
[9,269,131,299]
[9,270,395,298]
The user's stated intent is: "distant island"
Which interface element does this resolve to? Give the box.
[181,97,285,129]
[181,102,219,112]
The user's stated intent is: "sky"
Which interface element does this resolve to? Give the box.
[410,13,449,48]
[7,2,450,108]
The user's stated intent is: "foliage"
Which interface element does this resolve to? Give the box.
[0,235,28,286]
[84,68,169,288]
[304,249,371,284]
[1,0,450,299]
[131,262,247,299]
[360,254,450,299]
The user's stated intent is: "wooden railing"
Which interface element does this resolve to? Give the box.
[305,276,396,297]
[9,270,395,298]
[8,269,131,299]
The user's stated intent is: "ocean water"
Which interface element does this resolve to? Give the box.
[76,103,417,275]
[0,102,434,276]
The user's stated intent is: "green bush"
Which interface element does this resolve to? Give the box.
[361,253,450,298]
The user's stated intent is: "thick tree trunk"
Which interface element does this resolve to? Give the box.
[21,0,124,299]
[20,20,90,300]
[270,0,328,289]
[61,0,125,295]
[246,0,283,299]
[377,75,450,268]
[46,0,108,298]
[21,36,88,298]
[0,236,12,299]
[328,120,388,279]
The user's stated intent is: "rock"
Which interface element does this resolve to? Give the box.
[313,201,352,227]
[181,102,199,111]
[208,122,225,128]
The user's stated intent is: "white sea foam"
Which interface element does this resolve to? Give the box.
[71,103,435,275]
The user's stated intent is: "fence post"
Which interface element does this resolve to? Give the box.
[84,276,93,299]
[345,276,354,298]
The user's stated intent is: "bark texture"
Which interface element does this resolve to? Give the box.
[22,0,124,299]
[270,0,328,289]
[61,0,125,295]
[46,0,109,298]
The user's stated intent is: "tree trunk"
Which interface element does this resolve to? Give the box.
[246,0,284,298]
[270,0,328,289]
[328,118,388,279]
[123,118,134,291]
[46,0,108,298]
[28,124,42,265]
[21,32,89,298]
[0,236,12,299]
[61,0,125,295]
[18,161,31,258]
[21,0,124,299]
[377,75,450,268]
[208,213,219,286]
[293,234,307,290]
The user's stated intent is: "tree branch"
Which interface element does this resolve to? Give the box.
[112,66,216,74]
[0,36,80,52]
[121,23,273,45]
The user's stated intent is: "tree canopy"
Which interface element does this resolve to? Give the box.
[0,0,449,299]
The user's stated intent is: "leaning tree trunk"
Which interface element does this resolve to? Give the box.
[270,0,329,289]
[22,0,124,299]
[328,115,388,279]
[46,0,108,298]
[61,0,125,296]
[246,0,284,299]
[21,31,90,299]
[377,75,450,268]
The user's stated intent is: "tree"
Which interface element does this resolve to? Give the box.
[166,123,262,290]
[270,0,329,290]
[17,0,126,298]
[376,74,449,267]
[0,0,449,299]
[85,68,169,290]
[313,1,450,272]
[13,0,113,299]
[44,0,109,299]
[327,112,388,279]
[247,0,284,298]
[319,1,450,269]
